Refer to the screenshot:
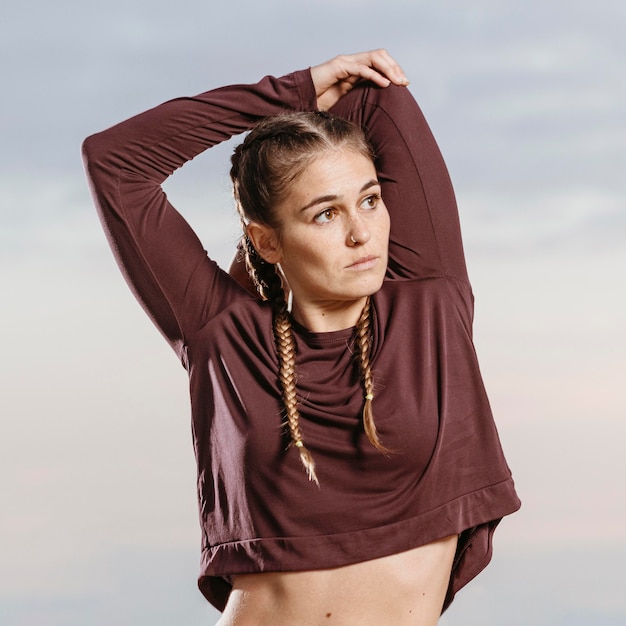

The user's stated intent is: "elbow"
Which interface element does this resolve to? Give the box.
[81,132,106,170]
[81,134,94,164]
[81,134,103,194]
[81,131,119,214]
[81,130,119,190]
[82,122,125,170]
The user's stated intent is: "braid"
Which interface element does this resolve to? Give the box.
[355,297,390,454]
[273,299,319,486]
[236,204,319,484]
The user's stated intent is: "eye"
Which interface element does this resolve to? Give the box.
[314,208,336,224]
[361,194,380,210]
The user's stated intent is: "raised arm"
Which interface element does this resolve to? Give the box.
[325,60,470,286]
[82,70,317,360]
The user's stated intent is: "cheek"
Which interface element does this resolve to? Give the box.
[280,232,327,271]
[282,224,342,259]
[376,209,391,242]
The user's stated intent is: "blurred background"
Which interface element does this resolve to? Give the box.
[1,1,624,624]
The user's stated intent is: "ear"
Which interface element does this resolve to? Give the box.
[246,222,282,265]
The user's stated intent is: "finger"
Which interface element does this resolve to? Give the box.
[334,59,398,89]
[311,50,409,107]
[350,49,409,86]
[345,61,392,87]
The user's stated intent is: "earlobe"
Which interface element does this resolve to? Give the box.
[246,222,281,265]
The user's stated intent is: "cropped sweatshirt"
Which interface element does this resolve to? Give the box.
[82,68,521,612]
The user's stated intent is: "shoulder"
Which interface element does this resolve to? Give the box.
[186,295,274,352]
[377,275,472,309]
[374,276,474,336]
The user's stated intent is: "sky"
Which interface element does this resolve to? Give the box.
[1,1,625,624]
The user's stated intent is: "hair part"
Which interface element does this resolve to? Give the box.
[231,111,387,484]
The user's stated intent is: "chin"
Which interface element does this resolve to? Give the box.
[354,278,385,299]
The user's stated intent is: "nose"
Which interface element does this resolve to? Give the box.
[347,216,371,246]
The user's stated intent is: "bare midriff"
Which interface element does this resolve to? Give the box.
[216,534,458,626]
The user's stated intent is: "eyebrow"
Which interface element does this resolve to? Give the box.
[298,179,380,213]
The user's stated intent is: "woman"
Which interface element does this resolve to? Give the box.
[83,50,520,625]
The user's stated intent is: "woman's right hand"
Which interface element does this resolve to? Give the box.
[310,49,409,111]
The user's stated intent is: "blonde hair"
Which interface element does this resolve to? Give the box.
[231,112,387,484]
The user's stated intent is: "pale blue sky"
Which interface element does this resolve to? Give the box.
[1,1,625,624]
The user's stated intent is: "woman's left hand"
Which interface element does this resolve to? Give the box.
[311,49,409,111]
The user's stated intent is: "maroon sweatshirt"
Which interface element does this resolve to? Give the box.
[82,68,520,612]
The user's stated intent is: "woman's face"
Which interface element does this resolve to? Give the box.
[249,148,390,328]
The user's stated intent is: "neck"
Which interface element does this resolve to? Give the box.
[291,296,368,333]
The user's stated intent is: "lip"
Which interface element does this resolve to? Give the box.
[346,255,378,271]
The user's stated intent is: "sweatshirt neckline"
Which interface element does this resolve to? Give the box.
[290,317,356,347]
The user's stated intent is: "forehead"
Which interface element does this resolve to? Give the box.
[291,148,377,195]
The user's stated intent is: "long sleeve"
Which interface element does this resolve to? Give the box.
[82,70,317,360]
[329,83,470,287]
